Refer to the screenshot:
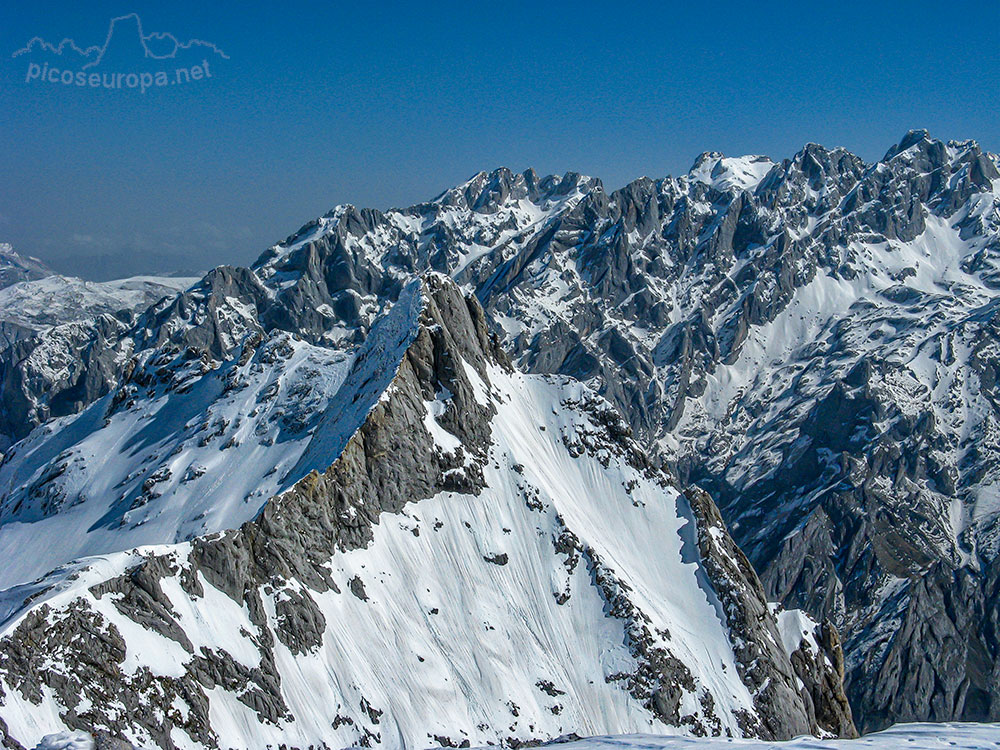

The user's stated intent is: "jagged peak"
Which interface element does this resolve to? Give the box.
[428,167,601,212]
[611,174,658,198]
[878,128,978,169]
[690,150,726,172]
[434,167,522,210]
[768,142,869,194]
[244,130,993,278]
[790,141,840,166]
[872,129,1000,191]
[885,128,933,159]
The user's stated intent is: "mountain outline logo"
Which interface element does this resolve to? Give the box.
[12,12,230,67]
[14,13,229,93]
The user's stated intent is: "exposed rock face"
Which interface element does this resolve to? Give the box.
[686,486,855,739]
[0,277,850,749]
[847,562,1000,730]
[3,131,995,730]
[0,314,132,453]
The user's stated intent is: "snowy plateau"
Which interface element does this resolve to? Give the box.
[1,130,1000,749]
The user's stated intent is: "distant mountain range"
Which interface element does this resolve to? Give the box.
[0,272,197,349]
[1,129,998,747]
[0,244,52,290]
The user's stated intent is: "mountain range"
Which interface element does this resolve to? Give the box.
[0,128,998,747]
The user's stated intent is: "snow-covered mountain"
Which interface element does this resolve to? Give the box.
[1,129,997,735]
[0,245,51,292]
[0,276,851,749]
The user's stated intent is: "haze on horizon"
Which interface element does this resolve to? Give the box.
[2,0,997,279]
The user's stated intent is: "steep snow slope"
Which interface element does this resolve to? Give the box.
[0,278,850,749]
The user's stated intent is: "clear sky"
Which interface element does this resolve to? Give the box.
[2,1,998,278]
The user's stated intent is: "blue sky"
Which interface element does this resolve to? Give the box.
[2,1,998,277]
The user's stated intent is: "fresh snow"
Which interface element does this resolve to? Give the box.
[687,155,776,193]
[771,605,821,658]
[481,724,1000,750]
[4,139,1000,746]
[26,723,1000,750]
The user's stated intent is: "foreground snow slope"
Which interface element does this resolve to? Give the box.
[0,277,850,749]
[492,723,1000,750]
[29,722,1000,750]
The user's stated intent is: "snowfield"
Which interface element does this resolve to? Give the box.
[30,723,1000,750]
[0,361,770,748]
[538,725,1000,750]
